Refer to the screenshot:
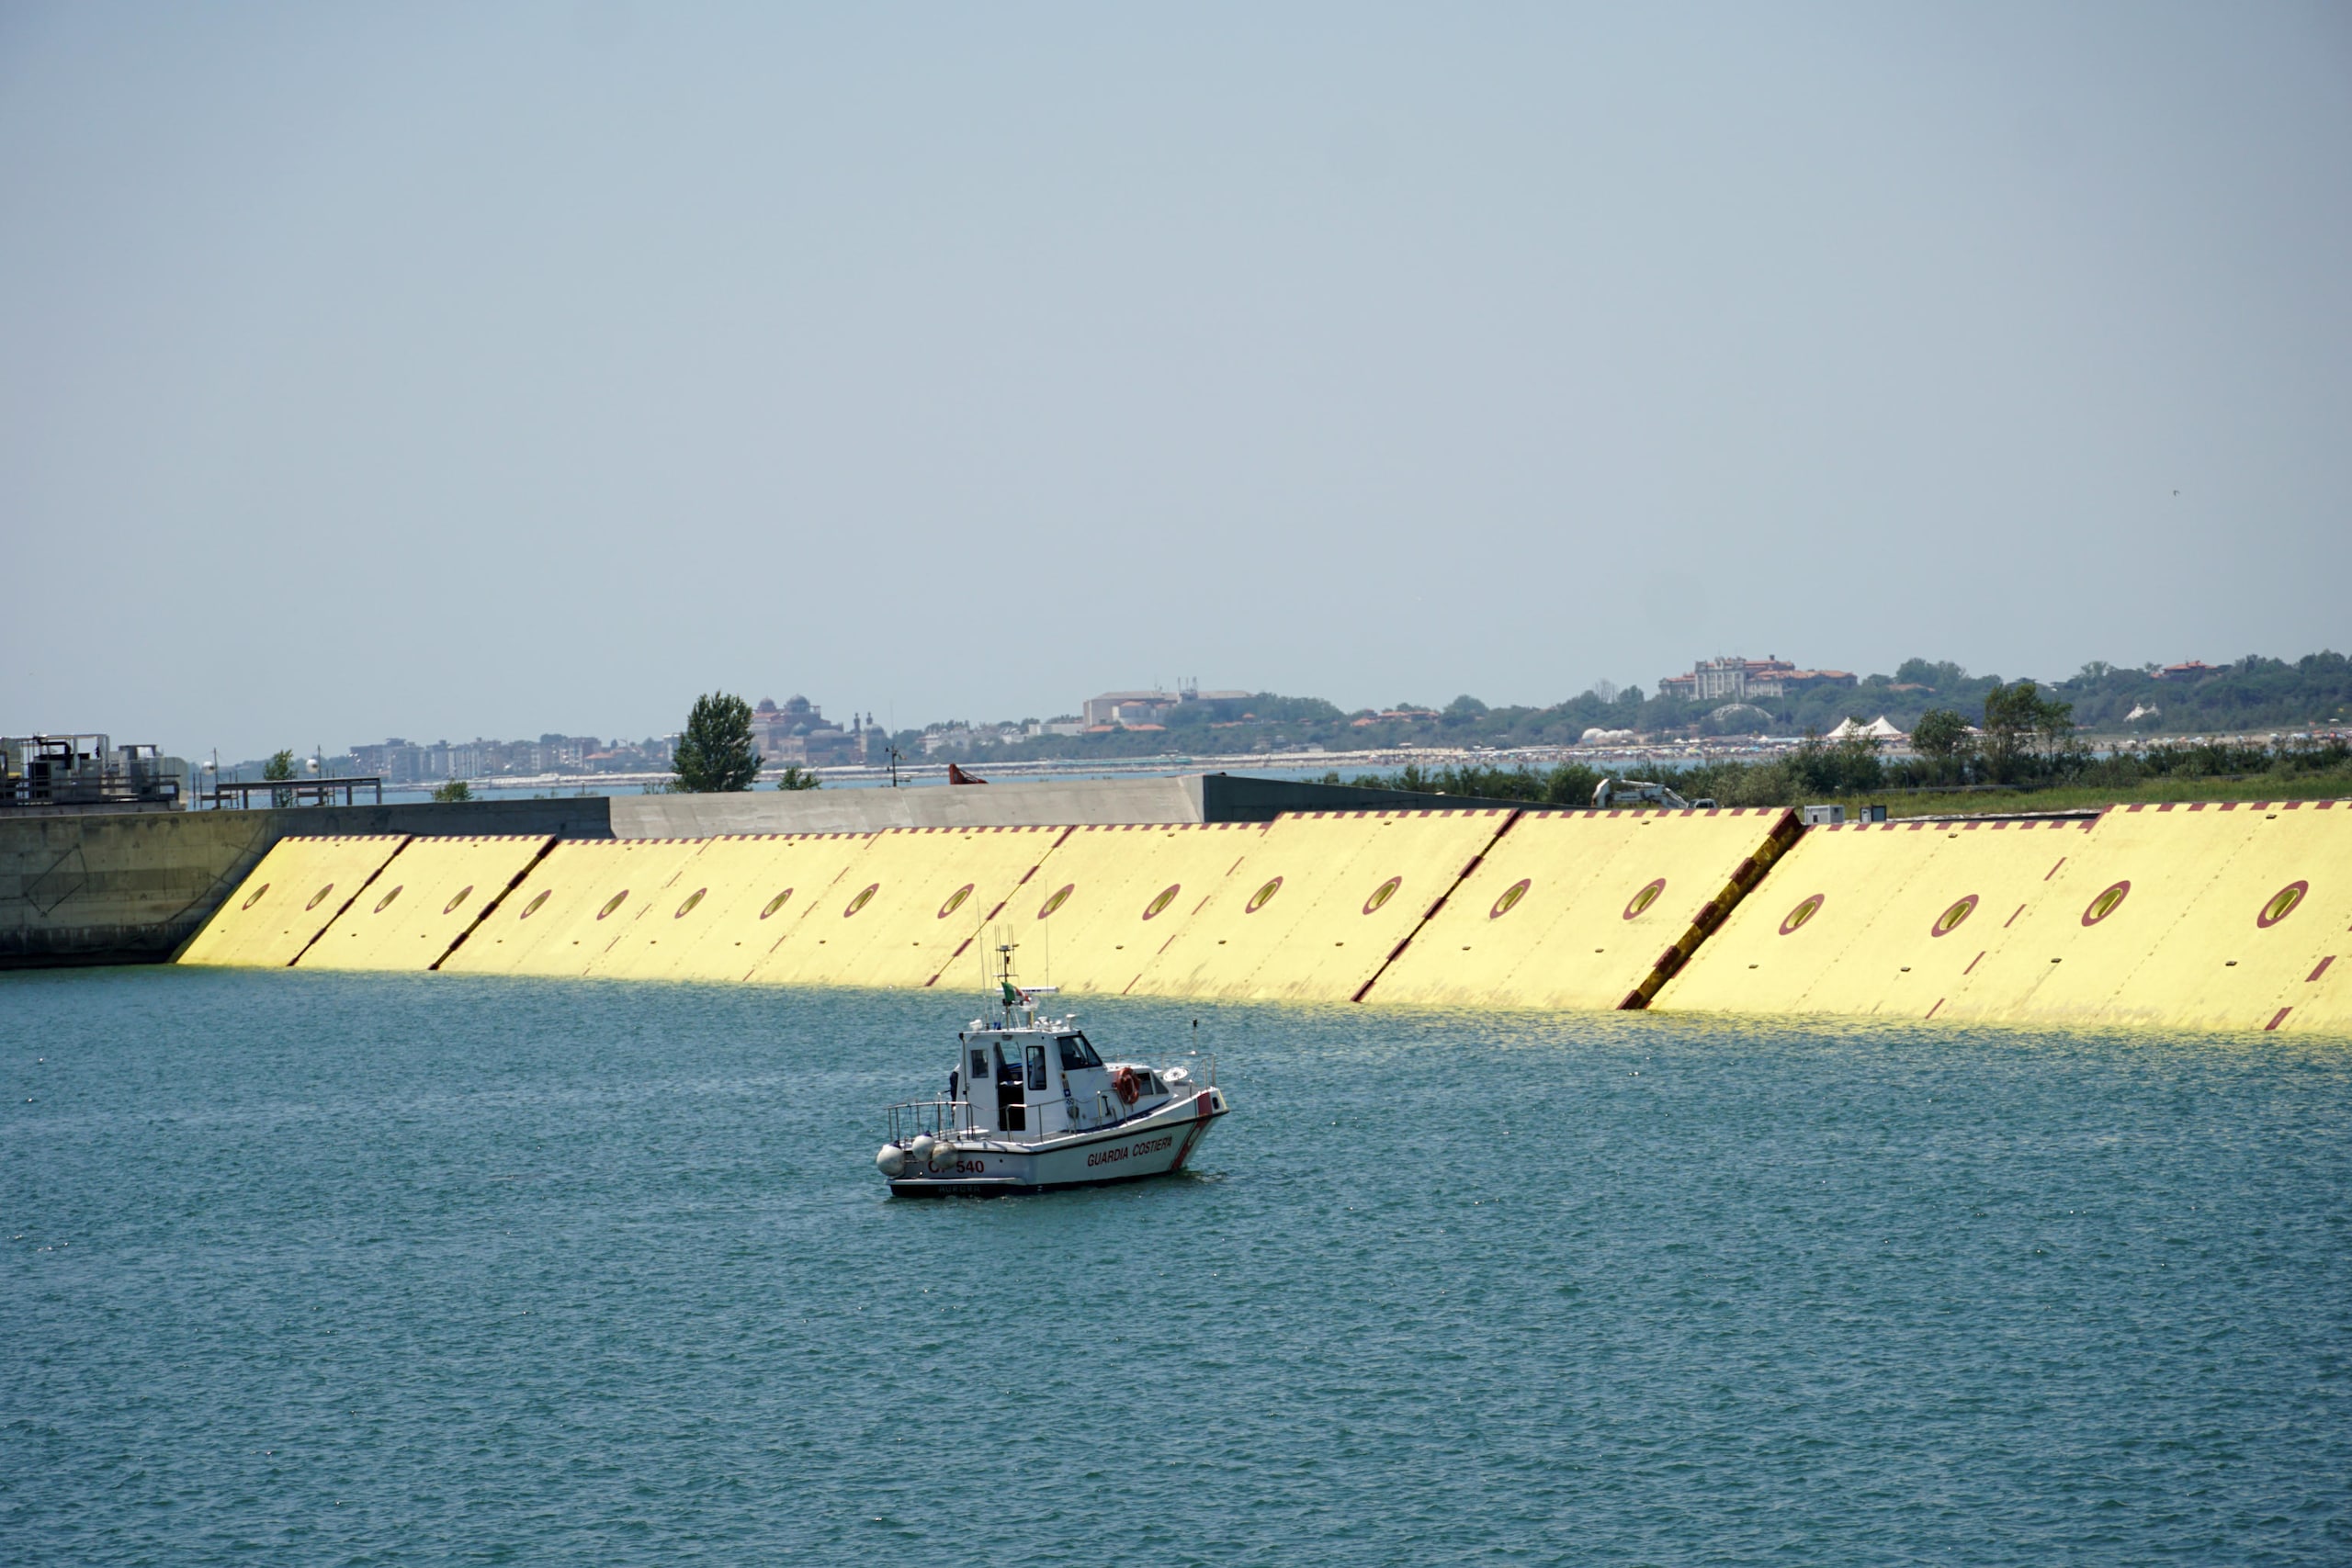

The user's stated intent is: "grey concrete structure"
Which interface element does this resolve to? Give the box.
[2,774,1535,969]
[610,773,1536,836]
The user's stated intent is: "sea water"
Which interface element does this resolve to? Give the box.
[4,966,2346,1565]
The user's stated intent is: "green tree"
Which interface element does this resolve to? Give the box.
[1982,680,2075,782]
[431,779,473,802]
[775,765,822,791]
[261,748,298,807]
[1911,707,1973,777]
[672,692,762,792]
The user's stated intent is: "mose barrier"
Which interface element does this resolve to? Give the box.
[176,804,2351,1033]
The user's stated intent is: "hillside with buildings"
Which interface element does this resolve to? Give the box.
[200,650,2349,790]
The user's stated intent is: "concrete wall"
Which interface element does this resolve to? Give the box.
[606,773,1536,836]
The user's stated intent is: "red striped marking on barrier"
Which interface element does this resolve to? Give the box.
[2265,1008,2291,1032]
[2309,955,2335,983]
[2046,856,2066,880]
[2005,903,2026,928]
[1964,950,1984,975]
[1927,998,1945,1020]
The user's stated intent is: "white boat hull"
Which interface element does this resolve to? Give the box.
[888,1089,1228,1196]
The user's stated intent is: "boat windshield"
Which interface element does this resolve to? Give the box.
[1057,1033,1102,1071]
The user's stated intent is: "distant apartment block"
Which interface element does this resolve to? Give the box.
[349,732,673,781]
[1657,656,1856,704]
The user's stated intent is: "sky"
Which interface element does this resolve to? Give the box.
[4,3,2347,761]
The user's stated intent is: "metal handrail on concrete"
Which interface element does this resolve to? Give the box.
[201,777,385,809]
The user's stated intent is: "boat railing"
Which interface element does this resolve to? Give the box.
[886,1098,979,1144]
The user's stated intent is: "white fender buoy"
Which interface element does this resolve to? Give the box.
[929,1141,957,1172]
[876,1145,906,1177]
[910,1134,936,1167]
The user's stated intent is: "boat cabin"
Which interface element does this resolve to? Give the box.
[956,1013,1187,1142]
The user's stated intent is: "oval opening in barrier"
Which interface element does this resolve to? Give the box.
[760,888,795,919]
[675,888,707,919]
[444,885,473,916]
[843,884,878,918]
[1623,879,1666,920]
[2081,881,2130,927]
[1246,877,1283,915]
[1490,879,1531,919]
[1142,884,1181,920]
[1779,894,1825,936]
[244,882,276,911]
[374,885,403,915]
[937,885,974,919]
[519,889,550,919]
[1037,884,1074,919]
[2257,880,2308,930]
[596,890,629,920]
[1931,894,1979,937]
[1363,876,1402,916]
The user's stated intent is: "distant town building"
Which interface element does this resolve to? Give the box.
[2154,660,2216,681]
[1657,656,1855,704]
[752,695,867,766]
[1081,680,1252,727]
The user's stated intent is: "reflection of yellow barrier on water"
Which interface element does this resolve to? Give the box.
[1132,811,1518,1002]
[748,827,1070,991]
[1004,822,1269,996]
[177,836,409,968]
[437,840,706,977]
[588,833,875,984]
[1658,817,2092,1020]
[1364,810,1797,1010]
[297,836,554,971]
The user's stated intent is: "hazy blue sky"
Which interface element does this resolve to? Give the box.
[6,3,2346,759]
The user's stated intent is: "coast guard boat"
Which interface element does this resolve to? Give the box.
[876,943,1229,1196]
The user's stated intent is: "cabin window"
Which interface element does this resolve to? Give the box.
[1145,1072,1166,1095]
[1057,1033,1102,1072]
[1024,1043,1048,1092]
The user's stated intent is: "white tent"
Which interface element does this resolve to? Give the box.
[1825,716,1906,741]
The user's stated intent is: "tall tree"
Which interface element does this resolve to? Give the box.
[262,748,298,807]
[1911,708,1972,762]
[673,693,762,793]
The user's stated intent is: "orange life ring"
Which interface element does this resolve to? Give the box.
[1112,1066,1141,1105]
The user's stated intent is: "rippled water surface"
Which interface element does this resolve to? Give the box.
[5,967,2348,1565]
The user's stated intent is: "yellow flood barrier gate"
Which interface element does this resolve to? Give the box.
[436,840,709,977]
[1002,822,1270,996]
[177,836,409,967]
[588,833,876,984]
[1363,808,1800,1010]
[747,826,1070,991]
[296,836,554,971]
[1657,800,2352,1034]
[176,800,2349,1035]
[1125,810,1518,1003]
